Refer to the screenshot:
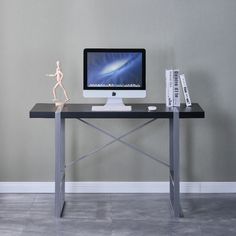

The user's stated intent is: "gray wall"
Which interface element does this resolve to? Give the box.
[0,0,236,182]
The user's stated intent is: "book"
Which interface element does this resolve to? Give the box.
[173,70,180,107]
[166,69,180,107]
[180,74,192,107]
[165,70,173,107]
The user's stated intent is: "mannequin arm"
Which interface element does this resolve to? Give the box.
[45,73,56,77]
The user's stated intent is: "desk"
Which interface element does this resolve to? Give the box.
[30,103,205,218]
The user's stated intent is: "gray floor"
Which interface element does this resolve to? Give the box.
[0,193,236,236]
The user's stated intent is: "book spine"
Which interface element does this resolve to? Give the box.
[165,70,173,107]
[180,74,192,107]
[173,70,180,107]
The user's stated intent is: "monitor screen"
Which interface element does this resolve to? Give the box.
[84,48,146,90]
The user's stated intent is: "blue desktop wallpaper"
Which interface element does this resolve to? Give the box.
[87,52,143,87]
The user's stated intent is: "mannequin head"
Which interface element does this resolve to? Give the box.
[56,61,60,68]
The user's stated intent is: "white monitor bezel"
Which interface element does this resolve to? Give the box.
[83,90,146,98]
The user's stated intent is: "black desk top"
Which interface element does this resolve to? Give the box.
[30,103,205,119]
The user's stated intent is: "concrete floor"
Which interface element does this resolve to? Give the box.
[0,193,236,236]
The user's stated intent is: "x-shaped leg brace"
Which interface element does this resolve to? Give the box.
[65,118,169,168]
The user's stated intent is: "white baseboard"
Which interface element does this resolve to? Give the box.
[0,182,236,193]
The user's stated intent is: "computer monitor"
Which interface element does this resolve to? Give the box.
[83,48,146,111]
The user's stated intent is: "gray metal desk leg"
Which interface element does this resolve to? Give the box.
[55,107,65,218]
[169,107,183,217]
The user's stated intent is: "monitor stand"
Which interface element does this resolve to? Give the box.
[92,98,132,111]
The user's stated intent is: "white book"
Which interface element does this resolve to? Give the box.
[165,70,173,107]
[173,70,180,107]
[180,74,192,107]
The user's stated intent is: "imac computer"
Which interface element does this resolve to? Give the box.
[83,48,146,111]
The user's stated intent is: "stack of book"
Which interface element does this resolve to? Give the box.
[165,70,191,107]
